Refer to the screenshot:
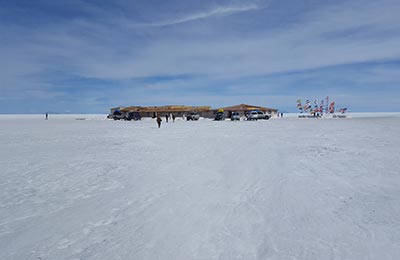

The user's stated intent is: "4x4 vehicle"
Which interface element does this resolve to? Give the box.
[108,110,124,120]
[246,110,258,120]
[214,111,225,121]
[231,112,240,121]
[246,110,270,120]
[124,112,141,121]
[186,111,200,121]
[257,111,270,120]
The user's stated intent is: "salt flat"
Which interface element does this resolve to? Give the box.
[0,114,399,260]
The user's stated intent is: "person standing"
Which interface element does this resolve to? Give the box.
[156,115,162,128]
[172,114,175,122]
[45,113,48,120]
[165,114,169,123]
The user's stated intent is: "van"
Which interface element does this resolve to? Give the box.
[231,112,240,121]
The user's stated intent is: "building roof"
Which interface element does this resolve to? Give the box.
[121,105,211,113]
[117,104,277,113]
[221,104,278,112]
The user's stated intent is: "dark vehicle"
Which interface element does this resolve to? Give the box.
[125,112,141,121]
[109,110,124,120]
[214,111,225,121]
[231,112,240,121]
[186,111,200,121]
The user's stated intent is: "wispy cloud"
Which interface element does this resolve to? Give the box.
[141,4,264,27]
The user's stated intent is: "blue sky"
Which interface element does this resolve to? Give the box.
[1,0,400,113]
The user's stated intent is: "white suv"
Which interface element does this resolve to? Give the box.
[246,110,270,120]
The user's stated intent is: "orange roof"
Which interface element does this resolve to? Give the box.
[221,104,277,111]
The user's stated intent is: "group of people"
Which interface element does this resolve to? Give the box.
[156,114,176,128]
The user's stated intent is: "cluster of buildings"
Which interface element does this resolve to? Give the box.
[108,104,278,120]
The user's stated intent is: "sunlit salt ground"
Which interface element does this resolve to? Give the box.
[1,113,399,260]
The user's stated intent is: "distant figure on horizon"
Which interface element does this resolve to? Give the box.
[281,112,284,118]
[45,113,48,120]
[156,115,162,128]
[165,114,169,123]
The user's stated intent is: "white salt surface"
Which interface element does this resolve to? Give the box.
[1,114,399,260]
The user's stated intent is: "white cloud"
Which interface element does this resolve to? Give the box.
[142,4,264,27]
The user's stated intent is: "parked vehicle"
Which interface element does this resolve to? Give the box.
[214,111,225,121]
[109,110,124,120]
[231,112,240,121]
[246,110,258,120]
[246,110,270,120]
[124,112,141,121]
[186,111,200,121]
[256,111,270,120]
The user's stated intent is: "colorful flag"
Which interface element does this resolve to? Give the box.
[329,102,335,113]
[339,107,347,114]
[296,99,303,113]
[303,100,311,112]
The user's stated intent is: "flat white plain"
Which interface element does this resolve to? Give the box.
[1,114,399,260]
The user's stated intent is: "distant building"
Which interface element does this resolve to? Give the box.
[118,105,212,118]
[109,104,278,119]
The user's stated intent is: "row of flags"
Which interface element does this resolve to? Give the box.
[296,96,347,114]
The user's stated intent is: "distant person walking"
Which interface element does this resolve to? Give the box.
[45,113,48,120]
[165,114,169,123]
[172,114,175,122]
[156,115,162,128]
